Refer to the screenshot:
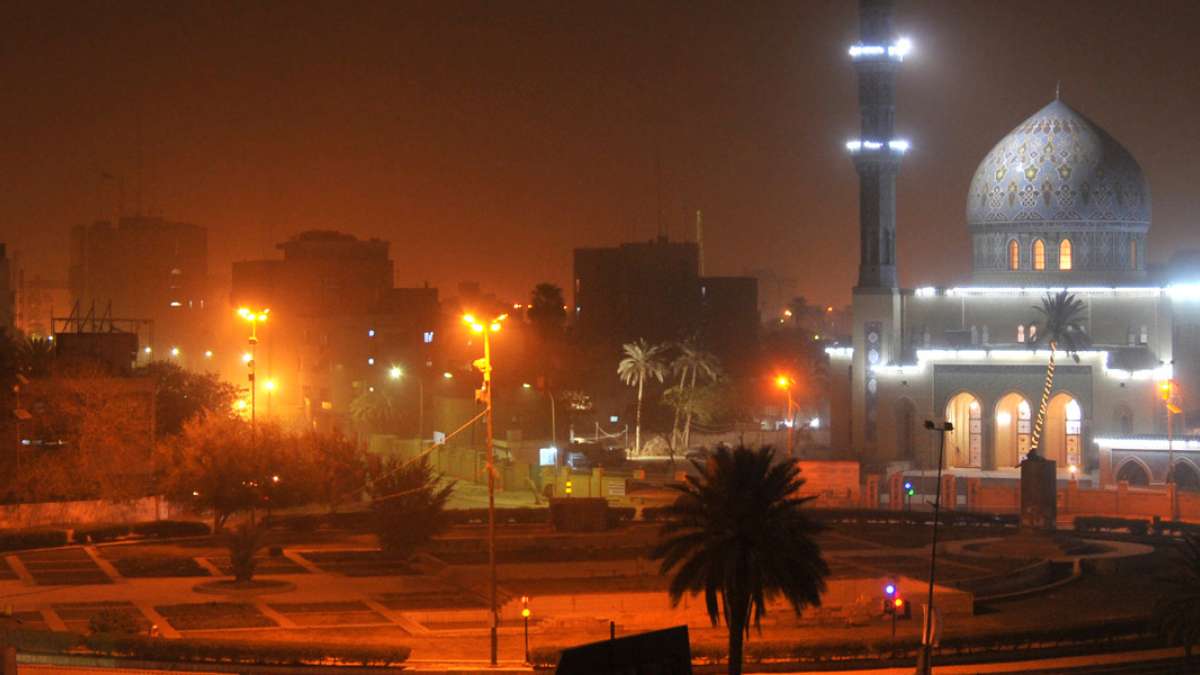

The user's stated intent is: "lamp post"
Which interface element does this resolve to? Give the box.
[916,419,953,675]
[1160,380,1182,482]
[464,312,507,666]
[520,595,531,664]
[237,307,270,427]
[775,375,797,457]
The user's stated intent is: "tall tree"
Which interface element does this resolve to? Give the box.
[1029,291,1089,458]
[526,283,567,342]
[156,416,317,530]
[617,339,666,455]
[1155,534,1200,664]
[674,344,720,452]
[135,361,238,437]
[652,445,829,674]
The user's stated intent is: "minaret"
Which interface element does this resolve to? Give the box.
[848,0,910,289]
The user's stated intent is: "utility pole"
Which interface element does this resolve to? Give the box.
[464,312,507,667]
[917,419,953,674]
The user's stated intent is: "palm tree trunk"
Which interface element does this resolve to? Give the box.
[635,377,644,455]
[682,369,699,452]
[670,369,688,451]
[726,591,749,675]
[1030,339,1058,458]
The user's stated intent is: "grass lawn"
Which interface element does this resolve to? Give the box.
[155,602,277,630]
[111,556,210,578]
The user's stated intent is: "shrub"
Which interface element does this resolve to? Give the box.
[370,456,454,557]
[0,529,69,552]
[131,520,211,539]
[225,523,265,583]
[75,524,132,544]
[88,609,142,636]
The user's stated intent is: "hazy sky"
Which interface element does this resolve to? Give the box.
[2,0,1198,309]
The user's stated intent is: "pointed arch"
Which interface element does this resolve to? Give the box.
[1059,239,1072,270]
[1115,458,1150,487]
[945,392,982,468]
[1032,239,1046,271]
[1008,239,1020,270]
[1174,460,1200,492]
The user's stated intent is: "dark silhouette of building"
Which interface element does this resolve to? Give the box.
[0,244,13,333]
[573,237,758,367]
[231,230,440,430]
[68,215,211,359]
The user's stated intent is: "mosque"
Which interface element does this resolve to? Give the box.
[827,0,1200,489]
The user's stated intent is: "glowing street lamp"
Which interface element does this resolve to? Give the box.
[237,307,270,426]
[775,374,798,457]
[462,311,508,665]
[388,366,403,380]
[170,346,181,358]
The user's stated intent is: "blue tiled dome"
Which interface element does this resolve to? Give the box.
[966,100,1150,231]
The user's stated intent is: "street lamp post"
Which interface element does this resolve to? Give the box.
[916,419,953,675]
[775,375,797,457]
[464,312,507,666]
[237,308,270,427]
[1161,380,1181,482]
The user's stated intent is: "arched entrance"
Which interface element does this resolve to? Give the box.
[945,393,982,468]
[994,393,1031,468]
[1173,462,1200,492]
[1116,460,1150,486]
[1043,393,1082,467]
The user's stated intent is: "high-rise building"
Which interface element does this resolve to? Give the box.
[68,215,211,360]
[232,231,440,430]
[573,236,758,368]
[0,244,14,333]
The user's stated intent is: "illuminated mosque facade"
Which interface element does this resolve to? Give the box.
[827,0,1200,488]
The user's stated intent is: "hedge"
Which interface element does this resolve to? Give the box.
[1074,515,1151,536]
[0,629,410,667]
[529,617,1152,667]
[129,520,211,539]
[0,529,69,552]
[638,507,1019,528]
[445,508,549,525]
[74,523,132,544]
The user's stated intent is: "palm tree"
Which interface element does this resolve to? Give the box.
[349,389,399,436]
[16,336,54,377]
[668,340,721,452]
[1028,290,1089,458]
[652,445,829,674]
[1154,534,1200,663]
[617,339,666,455]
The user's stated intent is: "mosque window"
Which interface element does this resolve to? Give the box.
[1017,325,1026,343]
[1008,239,1020,270]
[1130,239,1138,269]
[1029,324,1037,342]
[1139,325,1148,345]
[1059,239,1072,270]
[1032,239,1046,270]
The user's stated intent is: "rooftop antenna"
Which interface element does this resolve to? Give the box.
[1055,80,1061,100]
[696,209,705,276]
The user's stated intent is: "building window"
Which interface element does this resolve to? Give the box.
[1059,239,1072,270]
[423,331,434,344]
[1017,325,1026,343]
[1029,324,1037,342]
[1139,325,1148,345]
[1008,239,1020,270]
[1130,239,1138,269]
[1032,239,1045,270]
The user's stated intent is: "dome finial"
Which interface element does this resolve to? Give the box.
[1056,80,1061,100]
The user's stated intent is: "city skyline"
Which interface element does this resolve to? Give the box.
[2,0,1199,308]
